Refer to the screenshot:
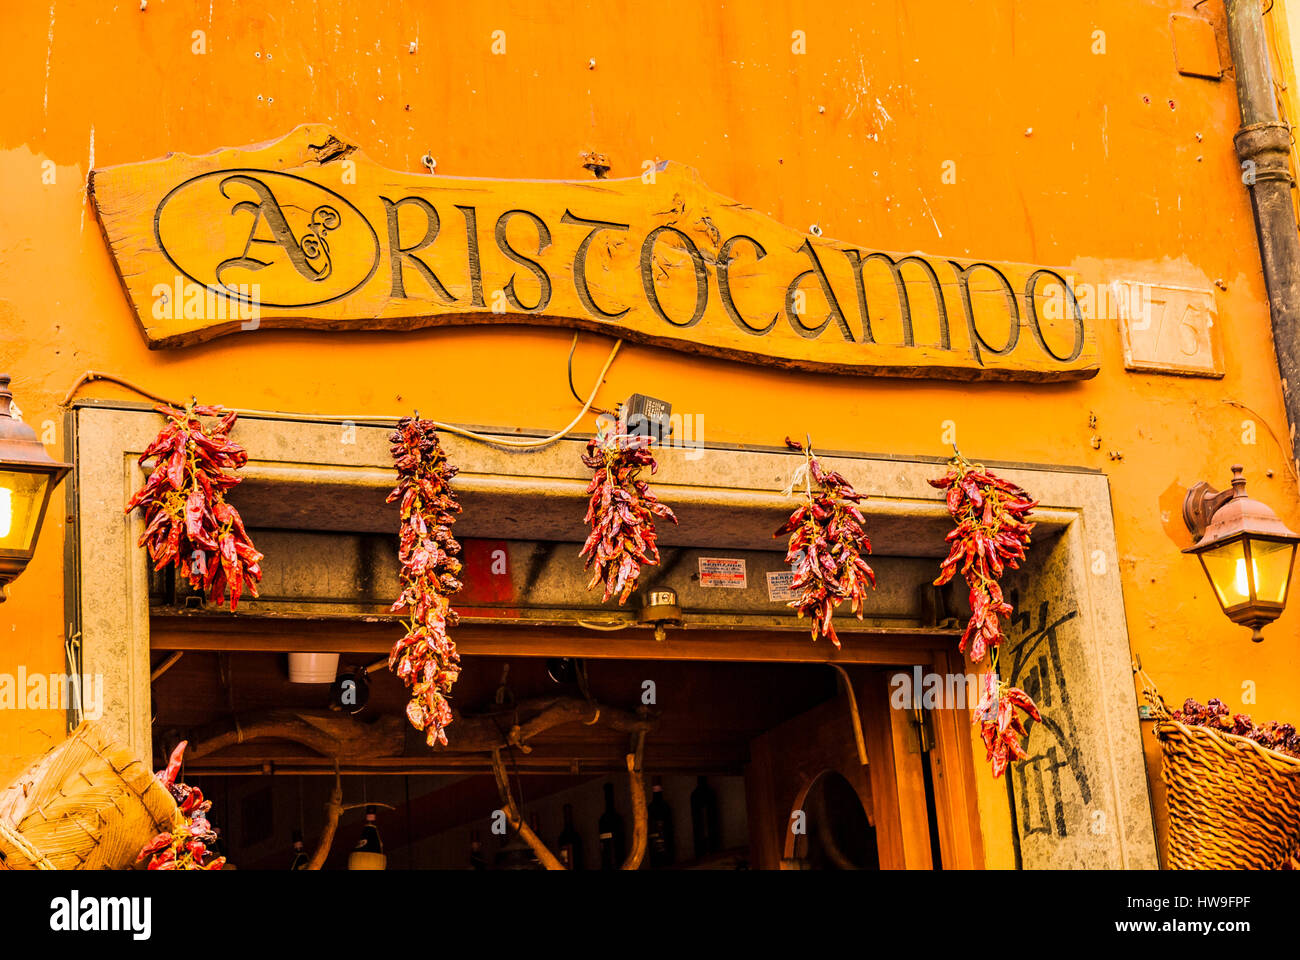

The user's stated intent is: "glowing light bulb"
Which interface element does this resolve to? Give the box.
[0,487,11,539]
[1234,556,1260,598]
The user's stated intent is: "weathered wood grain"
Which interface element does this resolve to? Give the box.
[90,124,1099,381]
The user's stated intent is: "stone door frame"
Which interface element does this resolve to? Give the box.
[64,398,1158,868]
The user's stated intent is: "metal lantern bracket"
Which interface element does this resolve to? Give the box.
[1183,476,1240,543]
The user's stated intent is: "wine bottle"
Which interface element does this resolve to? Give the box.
[348,804,386,870]
[288,829,308,870]
[598,782,625,870]
[356,806,383,853]
[469,829,487,871]
[558,803,584,870]
[647,777,675,868]
[690,775,720,859]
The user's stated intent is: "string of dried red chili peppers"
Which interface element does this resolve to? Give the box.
[971,672,1042,779]
[931,455,1036,663]
[126,402,263,611]
[931,453,1041,777]
[775,437,876,648]
[387,416,463,747]
[137,741,226,870]
[579,420,678,604]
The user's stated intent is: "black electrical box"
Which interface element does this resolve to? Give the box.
[620,393,673,445]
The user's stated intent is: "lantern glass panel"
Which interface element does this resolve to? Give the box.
[0,470,51,554]
[1198,537,1251,609]
[1248,538,1296,605]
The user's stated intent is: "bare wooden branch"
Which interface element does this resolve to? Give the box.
[184,699,652,762]
[621,730,648,870]
[483,712,652,871]
[489,748,566,870]
[445,697,654,753]
[183,699,655,871]
[306,765,343,870]
[186,710,405,761]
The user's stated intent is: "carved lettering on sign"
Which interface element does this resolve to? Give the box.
[90,124,1102,382]
[156,170,380,307]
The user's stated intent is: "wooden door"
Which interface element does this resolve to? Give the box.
[744,668,938,869]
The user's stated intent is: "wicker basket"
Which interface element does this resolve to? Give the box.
[0,721,182,870]
[1148,692,1300,870]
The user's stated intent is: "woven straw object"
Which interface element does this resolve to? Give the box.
[1146,690,1300,869]
[0,721,181,870]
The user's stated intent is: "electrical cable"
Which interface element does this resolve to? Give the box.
[566,334,583,405]
[1221,397,1300,486]
[568,332,615,415]
[429,336,618,448]
[575,619,632,631]
[58,336,624,451]
[60,371,178,409]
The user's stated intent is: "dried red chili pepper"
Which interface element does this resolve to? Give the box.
[930,454,1036,664]
[774,437,876,648]
[579,420,678,604]
[387,416,463,747]
[1172,697,1300,758]
[125,402,262,611]
[136,740,227,870]
[972,672,1041,778]
[931,453,1043,776]
[159,739,185,789]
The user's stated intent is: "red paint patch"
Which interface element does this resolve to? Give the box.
[456,539,518,618]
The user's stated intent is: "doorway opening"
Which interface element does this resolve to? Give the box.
[153,647,954,869]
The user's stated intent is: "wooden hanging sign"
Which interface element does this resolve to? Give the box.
[89,124,1098,381]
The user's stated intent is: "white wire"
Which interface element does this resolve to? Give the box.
[232,338,622,449]
[429,338,622,449]
[68,337,624,452]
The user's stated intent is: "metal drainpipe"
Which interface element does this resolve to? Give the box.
[1225,0,1300,480]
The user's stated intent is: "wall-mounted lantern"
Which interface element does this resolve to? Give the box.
[0,374,72,601]
[1183,465,1300,642]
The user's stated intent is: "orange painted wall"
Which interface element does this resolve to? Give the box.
[1,0,1297,866]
